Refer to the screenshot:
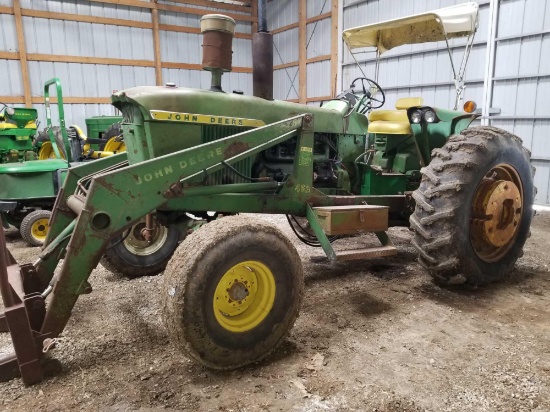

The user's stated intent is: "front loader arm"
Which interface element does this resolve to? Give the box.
[37,114,310,337]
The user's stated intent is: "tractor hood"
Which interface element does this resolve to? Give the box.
[112,86,368,135]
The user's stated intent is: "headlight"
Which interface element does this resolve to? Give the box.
[423,110,436,123]
[410,110,422,124]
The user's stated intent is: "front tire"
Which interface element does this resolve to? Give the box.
[101,216,180,278]
[162,215,304,370]
[411,126,535,286]
[20,209,52,247]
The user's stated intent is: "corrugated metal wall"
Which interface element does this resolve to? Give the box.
[488,0,550,205]
[0,0,253,129]
[268,0,333,103]
[342,0,550,204]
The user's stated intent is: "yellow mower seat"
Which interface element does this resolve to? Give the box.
[367,97,424,135]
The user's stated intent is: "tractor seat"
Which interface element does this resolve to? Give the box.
[367,97,424,135]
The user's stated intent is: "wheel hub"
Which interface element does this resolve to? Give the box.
[213,261,276,332]
[470,164,523,262]
[31,218,49,240]
[123,219,168,256]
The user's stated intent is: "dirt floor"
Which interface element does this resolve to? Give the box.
[1,212,549,412]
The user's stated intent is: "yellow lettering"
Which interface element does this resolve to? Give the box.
[144,174,153,182]
[135,176,142,185]
[197,153,205,162]
[189,157,196,166]
[215,147,222,156]
[154,169,163,178]
[206,150,214,159]
[179,160,187,169]
[164,166,173,175]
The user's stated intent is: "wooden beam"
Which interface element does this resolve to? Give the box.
[21,8,152,29]
[151,8,162,86]
[24,54,254,72]
[13,0,31,108]
[306,95,332,102]
[298,0,306,104]
[15,8,253,39]
[0,5,13,14]
[0,51,19,60]
[85,0,256,23]
[331,0,338,98]
[162,61,252,73]
[156,3,256,23]
[251,0,258,33]
[308,12,331,25]
[271,12,332,35]
[164,0,253,13]
[26,54,156,67]
[271,22,298,35]
[273,55,331,71]
[159,23,252,39]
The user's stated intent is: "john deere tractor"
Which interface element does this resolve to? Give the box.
[0,4,535,385]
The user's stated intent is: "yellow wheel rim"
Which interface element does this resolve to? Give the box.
[31,218,49,241]
[38,141,65,160]
[213,260,276,333]
[470,164,524,262]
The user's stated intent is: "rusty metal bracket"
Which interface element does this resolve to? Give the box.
[0,225,48,385]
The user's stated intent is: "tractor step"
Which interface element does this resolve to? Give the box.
[335,245,398,261]
[312,205,389,235]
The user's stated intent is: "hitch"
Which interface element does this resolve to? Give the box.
[0,225,51,385]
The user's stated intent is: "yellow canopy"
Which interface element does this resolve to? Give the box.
[342,2,479,54]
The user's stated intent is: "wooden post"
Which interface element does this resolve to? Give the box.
[12,0,31,107]
[151,5,162,86]
[298,0,306,104]
[251,0,258,33]
[330,0,338,97]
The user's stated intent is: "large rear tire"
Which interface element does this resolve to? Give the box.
[162,215,304,370]
[411,126,535,286]
[101,216,180,278]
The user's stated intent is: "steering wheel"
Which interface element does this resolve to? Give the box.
[349,77,386,112]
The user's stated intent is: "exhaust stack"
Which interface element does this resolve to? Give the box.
[252,0,273,100]
[200,14,236,92]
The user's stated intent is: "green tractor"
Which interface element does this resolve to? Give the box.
[0,4,535,385]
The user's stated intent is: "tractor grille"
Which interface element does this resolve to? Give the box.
[201,125,253,185]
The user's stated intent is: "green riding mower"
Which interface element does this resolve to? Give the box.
[0,3,536,385]
[0,104,39,164]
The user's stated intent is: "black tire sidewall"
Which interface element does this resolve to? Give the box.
[103,225,179,277]
[436,138,533,283]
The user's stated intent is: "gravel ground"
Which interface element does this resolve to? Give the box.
[0,212,549,411]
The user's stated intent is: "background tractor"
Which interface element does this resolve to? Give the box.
[0,3,535,385]
[0,79,123,246]
[0,104,39,164]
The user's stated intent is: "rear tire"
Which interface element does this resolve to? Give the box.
[162,215,304,370]
[101,216,180,278]
[411,126,535,286]
[20,209,52,247]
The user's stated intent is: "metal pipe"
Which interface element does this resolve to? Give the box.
[0,225,14,307]
[258,0,267,33]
